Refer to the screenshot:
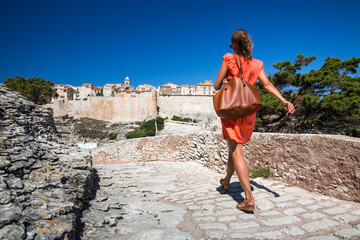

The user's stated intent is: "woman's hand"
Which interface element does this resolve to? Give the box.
[282,100,295,114]
[214,79,228,94]
[258,68,295,114]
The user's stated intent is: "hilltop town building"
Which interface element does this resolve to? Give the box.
[53,77,214,101]
[92,87,103,96]
[164,80,214,96]
[103,84,115,96]
[195,80,214,95]
[53,84,74,101]
[73,87,81,100]
[78,83,94,99]
[180,85,196,95]
[136,84,156,92]
[159,83,180,95]
[114,83,134,92]
[104,77,134,96]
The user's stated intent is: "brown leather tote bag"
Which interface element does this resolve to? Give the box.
[213,55,261,120]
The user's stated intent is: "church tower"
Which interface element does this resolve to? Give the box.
[124,76,130,86]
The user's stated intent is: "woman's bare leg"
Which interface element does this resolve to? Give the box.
[228,139,254,206]
[223,139,235,186]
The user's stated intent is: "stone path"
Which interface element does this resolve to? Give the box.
[158,121,204,136]
[79,161,360,240]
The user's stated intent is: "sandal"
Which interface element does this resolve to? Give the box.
[236,199,255,212]
[219,178,229,193]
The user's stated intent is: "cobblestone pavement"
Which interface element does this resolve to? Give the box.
[79,161,360,240]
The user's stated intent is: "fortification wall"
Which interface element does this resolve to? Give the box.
[157,95,217,122]
[92,132,360,202]
[52,93,219,126]
[53,92,158,121]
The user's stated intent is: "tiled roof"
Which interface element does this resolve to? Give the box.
[197,80,213,86]
[197,83,214,86]
[161,83,179,88]
[83,83,94,88]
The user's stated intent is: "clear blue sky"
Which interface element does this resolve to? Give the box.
[1,0,359,88]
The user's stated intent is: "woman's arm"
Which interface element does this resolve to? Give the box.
[214,61,228,90]
[258,68,295,114]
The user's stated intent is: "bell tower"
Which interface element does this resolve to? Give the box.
[124,76,130,86]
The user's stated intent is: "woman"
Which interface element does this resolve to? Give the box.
[214,29,295,212]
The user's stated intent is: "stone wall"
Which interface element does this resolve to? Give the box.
[53,91,158,122]
[51,93,219,126]
[0,85,93,239]
[92,132,360,202]
[157,95,217,122]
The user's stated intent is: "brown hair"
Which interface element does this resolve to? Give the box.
[231,29,253,60]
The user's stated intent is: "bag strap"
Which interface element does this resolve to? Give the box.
[234,54,246,87]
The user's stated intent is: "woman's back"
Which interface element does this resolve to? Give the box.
[223,53,263,85]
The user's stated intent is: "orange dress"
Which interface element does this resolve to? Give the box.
[221,53,263,144]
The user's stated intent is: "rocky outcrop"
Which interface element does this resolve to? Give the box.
[52,115,140,143]
[0,85,93,239]
[92,132,360,202]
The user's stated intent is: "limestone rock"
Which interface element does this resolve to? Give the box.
[0,223,26,240]
[0,84,93,239]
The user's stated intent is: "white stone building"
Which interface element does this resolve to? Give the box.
[103,84,115,96]
[180,85,196,95]
[77,83,94,99]
[136,84,156,92]
[195,80,214,95]
[92,87,103,96]
[53,84,74,101]
[159,83,180,95]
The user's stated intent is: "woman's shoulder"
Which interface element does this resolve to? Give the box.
[222,54,263,69]
[223,53,234,61]
[222,53,237,69]
[249,58,263,68]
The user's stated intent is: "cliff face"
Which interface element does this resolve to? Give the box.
[0,85,93,239]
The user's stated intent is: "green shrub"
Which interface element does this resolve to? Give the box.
[172,115,182,121]
[126,117,165,139]
[250,167,270,179]
[4,76,56,104]
[110,123,123,127]
[156,117,165,130]
[344,127,360,138]
[126,129,154,139]
[73,117,108,139]
[108,133,117,140]
[47,108,53,117]
[172,115,198,123]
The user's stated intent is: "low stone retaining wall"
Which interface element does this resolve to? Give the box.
[92,132,360,202]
